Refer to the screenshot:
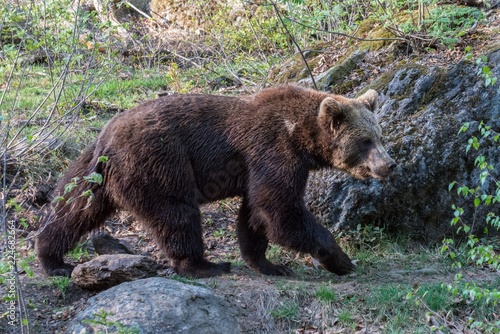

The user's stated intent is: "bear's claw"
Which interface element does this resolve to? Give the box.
[174,260,231,278]
[46,263,75,277]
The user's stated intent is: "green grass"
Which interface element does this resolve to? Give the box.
[314,286,336,303]
[48,277,71,296]
[66,242,90,262]
[170,274,205,287]
[0,67,169,117]
[337,310,355,327]
[332,282,459,333]
[31,276,72,297]
[270,300,299,321]
[91,72,168,108]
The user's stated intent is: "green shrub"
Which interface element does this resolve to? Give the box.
[441,113,499,331]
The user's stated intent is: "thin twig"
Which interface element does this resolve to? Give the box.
[270,1,317,90]
[285,16,409,43]
[124,0,152,20]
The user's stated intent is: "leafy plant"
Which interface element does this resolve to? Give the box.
[444,121,500,270]
[424,5,484,47]
[82,309,140,334]
[440,119,500,331]
[48,276,71,296]
[19,253,36,278]
[465,50,499,88]
[213,227,226,238]
[66,242,89,262]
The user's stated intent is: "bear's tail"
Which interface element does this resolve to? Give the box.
[35,142,115,276]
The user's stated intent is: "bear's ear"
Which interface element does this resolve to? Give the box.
[319,97,345,134]
[357,89,378,112]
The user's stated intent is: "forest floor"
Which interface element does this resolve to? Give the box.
[2,198,499,333]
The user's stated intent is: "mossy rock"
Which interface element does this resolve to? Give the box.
[355,19,377,38]
[359,26,398,51]
[268,55,321,85]
[315,50,367,91]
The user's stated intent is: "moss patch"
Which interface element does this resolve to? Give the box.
[359,27,398,51]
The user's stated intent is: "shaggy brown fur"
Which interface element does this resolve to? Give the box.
[36,85,396,278]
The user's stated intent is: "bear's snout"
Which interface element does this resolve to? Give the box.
[367,145,396,179]
[371,158,396,179]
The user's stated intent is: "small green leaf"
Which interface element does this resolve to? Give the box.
[52,196,65,203]
[84,172,103,185]
[98,156,109,163]
[459,122,470,133]
[449,181,456,191]
[64,182,76,194]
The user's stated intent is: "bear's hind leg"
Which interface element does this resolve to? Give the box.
[237,199,294,276]
[111,141,231,278]
[36,187,115,277]
[136,198,231,278]
[117,152,231,278]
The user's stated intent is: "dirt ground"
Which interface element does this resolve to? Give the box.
[2,197,498,334]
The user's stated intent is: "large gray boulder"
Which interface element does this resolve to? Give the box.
[66,277,239,334]
[306,49,500,241]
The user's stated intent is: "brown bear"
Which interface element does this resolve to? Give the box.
[36,85,396,278]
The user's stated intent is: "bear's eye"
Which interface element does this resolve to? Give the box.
[361,138,373,148]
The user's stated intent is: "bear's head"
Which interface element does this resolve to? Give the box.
[317,89,396,180]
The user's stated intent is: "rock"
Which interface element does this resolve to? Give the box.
[32,184,53,206]
[305,49,500,241]
[92,233,134,255]
[71,254,159,290]
[65,277,240,334]
[301,50,367,91]
[92,0,150,22]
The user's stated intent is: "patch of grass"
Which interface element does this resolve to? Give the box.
[335,282,454,332]
[270,300,299,321]
[45,276,71,296]
[337,310,355,327]
[314,285,336,303]
[0,66,167,120]
[170,274,205,287]
[19,251,36,278]
[0,67,54,114]
[338,224,446,276]
[266,244,283,262]
[91,71,168,108]
[66,242,90,262]
[416,284,451,312]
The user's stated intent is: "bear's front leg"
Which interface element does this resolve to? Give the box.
[246,161,355,276]
[311,225,356,276]
[254,201,355,276]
